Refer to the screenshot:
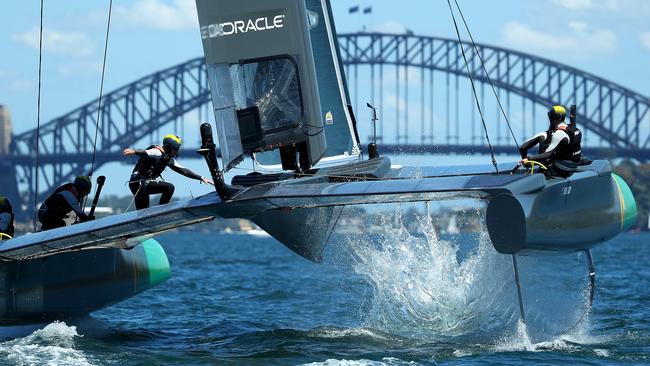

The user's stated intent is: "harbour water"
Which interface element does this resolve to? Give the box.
[0,227,648,365]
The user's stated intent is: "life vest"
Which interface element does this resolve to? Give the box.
[41,183,80,219]
[547,125,580,175]
[565,125,583,163]
[0,199,14,238]
[131,145,172,180]
[552,125,582,163]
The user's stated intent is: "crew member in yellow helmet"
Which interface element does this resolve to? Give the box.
[0,197,14,240]
[123,134,214,210]
[518,105,580,177]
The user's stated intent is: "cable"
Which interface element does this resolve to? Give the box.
[453,0,520,150]
[124,181,143,213]
[85,0,113,212]
[89,0,113,178]
[33,0,44,231]
[445,0,499,172]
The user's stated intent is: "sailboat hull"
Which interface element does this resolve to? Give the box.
[0,238,170,324]
[486,164,637,255]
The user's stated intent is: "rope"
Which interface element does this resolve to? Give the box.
[124,181,143,213]
[445,0,499,172]
[89,0,113,178]
[452,0,520,150]
[522,160,548,174]
[33,0,45,231]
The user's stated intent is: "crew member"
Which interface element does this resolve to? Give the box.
[0,197,14,240]
[123,134,213,210]
[38,176,93,231]
[519,105,580,177]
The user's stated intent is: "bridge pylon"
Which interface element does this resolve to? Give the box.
[0,105,21,219]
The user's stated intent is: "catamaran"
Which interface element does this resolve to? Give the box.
[0,0,636,327]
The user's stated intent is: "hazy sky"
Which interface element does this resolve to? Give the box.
[1,0,649,196]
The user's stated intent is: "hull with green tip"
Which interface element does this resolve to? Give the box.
[486,160,637,255]
[0,238,170,324]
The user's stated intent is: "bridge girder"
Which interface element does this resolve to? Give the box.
[338,33,649,149]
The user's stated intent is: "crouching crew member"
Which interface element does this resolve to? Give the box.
[0,197,14,240]
[38,175,93,231]
[123,134,213,210]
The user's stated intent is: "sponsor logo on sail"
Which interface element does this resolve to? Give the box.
[325,111,334,125]
[201,14,286,39]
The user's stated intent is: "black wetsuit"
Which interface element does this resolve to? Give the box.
[128,146,203,210]
[0,200,14,239]
[519,130,554,166]
[545,125,581,176]
[38,183,89,231]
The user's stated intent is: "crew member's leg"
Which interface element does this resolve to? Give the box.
[143,180,175,205]
[39,212,67,231]
[548,163,574,178]
[129,181,150,210]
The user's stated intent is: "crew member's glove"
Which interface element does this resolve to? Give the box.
[78,214,93,223]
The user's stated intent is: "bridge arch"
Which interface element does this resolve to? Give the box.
[338,33,649,151]
[6,32,650,213]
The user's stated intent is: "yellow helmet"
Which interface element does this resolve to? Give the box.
[163,134,182,151]
[548,105,567,123]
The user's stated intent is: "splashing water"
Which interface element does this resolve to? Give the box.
[336,201,592,342]
[339,202,518,340]
[0,321,95,366]
[495,320,535,352]
[300,358,420,366]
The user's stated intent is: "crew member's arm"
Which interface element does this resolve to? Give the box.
[58,191,90,222]
[0,213,11,233]
[123,147,162,157]
[519,132,546,159]
[527,130,570,161]
[168,159,214,185]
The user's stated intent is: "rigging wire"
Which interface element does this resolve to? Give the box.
[445,0,499,172]
[452,0,520,150]
[89,0,113,177]
[85,0,113,211]
[33,0,45,231]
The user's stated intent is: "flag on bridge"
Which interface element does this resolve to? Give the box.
[363,6,372,14]
[349,5,359,13]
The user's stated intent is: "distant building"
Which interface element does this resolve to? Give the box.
[0,105,12,154]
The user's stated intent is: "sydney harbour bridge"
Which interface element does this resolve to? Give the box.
[2,32,650,216]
